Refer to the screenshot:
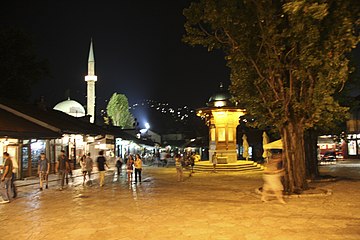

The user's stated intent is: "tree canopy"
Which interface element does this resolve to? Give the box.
[0,27,49,101]
[106,93,134,128]
[183,0,359,193]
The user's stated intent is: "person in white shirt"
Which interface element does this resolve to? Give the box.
[11,155,18,198]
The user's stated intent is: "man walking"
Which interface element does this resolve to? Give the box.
[0,152,13,204]
[38,152,50,190]
[116,156,123,177]
[11,154,18,198]
[96,150,108,187]
[55,150,69,190]
[85,153,93,183]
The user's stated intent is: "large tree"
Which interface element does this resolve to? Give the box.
[106,93,134,128]
[0,27,49,101]
[183,0,359,193]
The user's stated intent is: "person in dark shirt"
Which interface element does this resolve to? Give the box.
[38,152,50,190]
[0,152,13,203]
[115,156,123,177]
[55,150,69,190]
[96,150,108,187]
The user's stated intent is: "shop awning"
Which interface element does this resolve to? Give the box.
[263,139,283,150]
[0,108,61,139]
[0,100,109,136]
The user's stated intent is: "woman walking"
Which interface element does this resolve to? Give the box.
[79,154,87,185]
[261,152,286,204]
[134,154,143,183]
[174,153,183,182]
[126,155,134,183]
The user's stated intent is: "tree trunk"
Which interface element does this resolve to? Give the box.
[304,129,319,179]
[281,121,308,194]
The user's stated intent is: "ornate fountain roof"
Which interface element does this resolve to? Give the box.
[207,82,234,108]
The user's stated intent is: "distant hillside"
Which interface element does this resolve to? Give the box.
[129,99,207,138]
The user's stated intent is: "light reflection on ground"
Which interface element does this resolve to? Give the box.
[0,164,359,239]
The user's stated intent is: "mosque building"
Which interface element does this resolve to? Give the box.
[53,39,96,123]
[53,98,86,118]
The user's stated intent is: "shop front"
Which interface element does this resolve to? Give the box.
[346,133,360,158]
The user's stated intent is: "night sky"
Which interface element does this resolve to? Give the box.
[2,1,230,111]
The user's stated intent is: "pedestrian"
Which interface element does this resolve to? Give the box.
[0,152,13,204]
[85,153,93,182]
[174,153,183,182]
[134,154,143,183]
[66,157,74,184]
[160,151,167,167]
[116,156,123,177]
[10,154,18,198]
[211,152,218,173]
[126,155,134,182]
[55,150,70,190]
[261,152,286,204]
[96,150,109,187]
[189,152,195,176]
[80,154,87,185]
[37,152,50,190]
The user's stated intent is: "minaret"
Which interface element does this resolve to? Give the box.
[85,39,97,123]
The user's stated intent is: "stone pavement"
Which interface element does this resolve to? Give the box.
[0,161,359,240]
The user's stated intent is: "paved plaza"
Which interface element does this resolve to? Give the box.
[0,161,360,240]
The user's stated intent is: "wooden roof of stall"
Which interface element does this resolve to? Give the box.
[0,100,108,137]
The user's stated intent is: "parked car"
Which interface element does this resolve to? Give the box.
[320,151,337,164]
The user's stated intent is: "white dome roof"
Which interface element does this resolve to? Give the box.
[53,99,86,117]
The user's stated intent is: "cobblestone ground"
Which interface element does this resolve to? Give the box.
[0,162,360,240]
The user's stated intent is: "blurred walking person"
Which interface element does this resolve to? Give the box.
[96,150,109,187]
[261,152,286,204]
[10,154,18,198]
[79,154,87,185]
[188,152,196,176]
[56,150,70,190]
[38,152,50,190]
[85,153,93,183]
[126,155,134,183]
[134,154,143,183]
[174,153,183,182]
[0,152,13,204]
[116,156,123,177]
[211,152,218,173]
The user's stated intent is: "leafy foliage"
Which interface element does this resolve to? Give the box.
[106,93,134,128]
[184,0,358,131]
[183,0,359,192]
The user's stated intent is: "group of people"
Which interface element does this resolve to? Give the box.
[124,154,143,183]
[174,153,197,181]
[1,149,286,204]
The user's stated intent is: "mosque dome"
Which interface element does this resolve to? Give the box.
[53,98,86,117]
[207,83,234,107]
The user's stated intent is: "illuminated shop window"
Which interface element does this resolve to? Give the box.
[348,140,356,155]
